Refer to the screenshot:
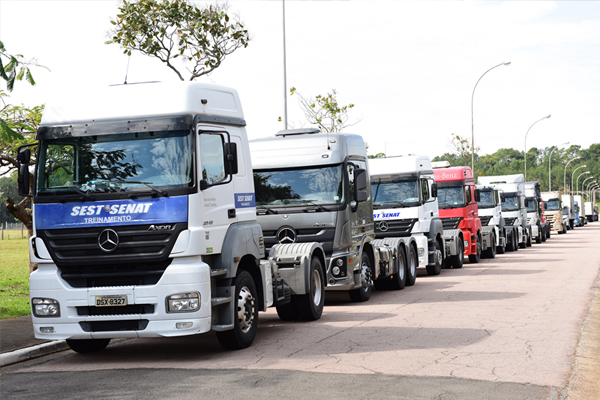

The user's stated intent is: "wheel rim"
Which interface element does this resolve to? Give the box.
[236,286,255,334]
[410,249,417,276]
[434,244,443,267]
[311,268,322,306]
[360,261,372,292]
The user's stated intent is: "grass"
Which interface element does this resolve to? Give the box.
[0,237,31,319]
[1,229,28,240]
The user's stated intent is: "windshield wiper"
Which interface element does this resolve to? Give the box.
[109,180,169,197]
[299,199,330,212]
[375,201,410,208]
[256,205,277,215]
[51,186,96,201]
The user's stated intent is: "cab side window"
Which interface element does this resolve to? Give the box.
[421,179,430,202]
[348,163,356,203]
[200,133,226,185]
[465,186,472,204]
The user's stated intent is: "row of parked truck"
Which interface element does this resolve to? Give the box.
[16,82,598,354]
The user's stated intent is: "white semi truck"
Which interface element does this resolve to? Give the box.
[584,201,594,223]
[524,181,549,243]
[574,195,585,226]
[478,174,531,249]
[561,194,576,229]
[475,185,507,256]
[368,156,446,276]
[16,82,327,353]
[250,129,412,304]
[541,191,567,234]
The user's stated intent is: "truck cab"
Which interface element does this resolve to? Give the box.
[16,82,324,353]
[369,156,444,277]
[574,197,583,226]
[524,181,550,243]
[475,185,506,256]
[433,163,483,265]
[561,194,576,229]
[478,174,531,249]
[541,191,566,234]
[250,129,378,303]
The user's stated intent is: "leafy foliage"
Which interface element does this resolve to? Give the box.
[0,41,46,92]
[289,87,359,133]
[107,0,250,80]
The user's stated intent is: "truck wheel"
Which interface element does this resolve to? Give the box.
[497,233,506,254]
[405,244,418,286]
[450,239,464,268]
[536,228,542,244]
[541,228,547,242]
[294,257,325,320]
[349,253,373,302]
[426,239,443,276]
[468,234,482,263]
[513,231,519,251]
[562,224,567,234]
[389,246,407,290]
[216,270,258,350]
[485,233,496,259]
[66,339,110,354]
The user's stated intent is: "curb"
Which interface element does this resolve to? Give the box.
[0,341,69,367]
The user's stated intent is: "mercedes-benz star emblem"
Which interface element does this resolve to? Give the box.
[276,227,297,244]
[98,229,119,252]
[378,221,389,232]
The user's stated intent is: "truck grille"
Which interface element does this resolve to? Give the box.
[262,227,335,254]
[36,223,186,288]
[441,217,463,230]
[504,217,517,226]
[480,216,492,226]
[546,215,556,223]
[375,218,418,238]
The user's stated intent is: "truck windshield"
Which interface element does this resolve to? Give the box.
[372,178,419,208]
[477,190,495,209]
[563,207,569,215]
[546,199,560,211]
[437,183,465,209]
[526,197,536,212]
[254,164,344,207]
[502,193,519,212]
[36,130,193,195]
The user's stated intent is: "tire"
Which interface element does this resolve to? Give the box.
[450,238,464,268]
[497,233,506,254]
[389,246,407,290]
[349,252,373,302]
[277,257,325,321]
[536,228,542,244]
[216,270,258,350]
[562,224,567,234]
[513,231,519,251]
[406,245,418,286]
[426,239,443,276]
[66,339,110,354]
[526,229,532,247]
[541,228,547,242]
[468,234,482,263]
[485,233,496,259]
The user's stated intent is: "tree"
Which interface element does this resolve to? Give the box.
[107,0,250,81]
[289,87,359,133]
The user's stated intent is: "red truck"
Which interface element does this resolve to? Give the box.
[432,163,483,266]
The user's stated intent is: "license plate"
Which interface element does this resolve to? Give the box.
[95,295,127,307]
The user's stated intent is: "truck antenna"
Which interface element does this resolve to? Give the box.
[124,55,131,84]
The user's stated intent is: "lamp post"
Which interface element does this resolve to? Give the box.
[549,142,569,191]
[564,156,581,193]
[282,0,288,129]
[582,176,594,195]
[575,171,590,195]
[471,61,511,174]
[586,181,597,200]
[524,114,551,181]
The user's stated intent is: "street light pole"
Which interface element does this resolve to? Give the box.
[524,114,551,181]
[282,0,288,129]
[571,166,587,193]
[575,171,590,195]
[582,176,593,195]
[564,156,582,193]
[548,142,568,191]
[471,61,511,175]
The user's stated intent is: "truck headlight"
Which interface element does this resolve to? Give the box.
[32,298,60,317]
[167,292,200,313]
[331,258,347,277]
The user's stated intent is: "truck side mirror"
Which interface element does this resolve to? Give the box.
[356,189,368,203]
[17,147,32,197]
[431,182,438,198]
[500,192,506,202]
[544,203,547,210]
[524,198,529,207]
[224,142,238,175]
[355,168,367,191]
[474,189,480,202]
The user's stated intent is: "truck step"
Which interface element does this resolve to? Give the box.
[211,323,234,332]
[210,268,228,277]
[211,296,231,307]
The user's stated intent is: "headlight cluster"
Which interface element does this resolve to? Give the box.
[32,298,60,317]
[331,258,347,277]
[167,292,200,313]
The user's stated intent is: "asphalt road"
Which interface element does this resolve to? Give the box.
[3,223,600,400]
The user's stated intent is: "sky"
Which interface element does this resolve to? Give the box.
[1,0,599,160]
